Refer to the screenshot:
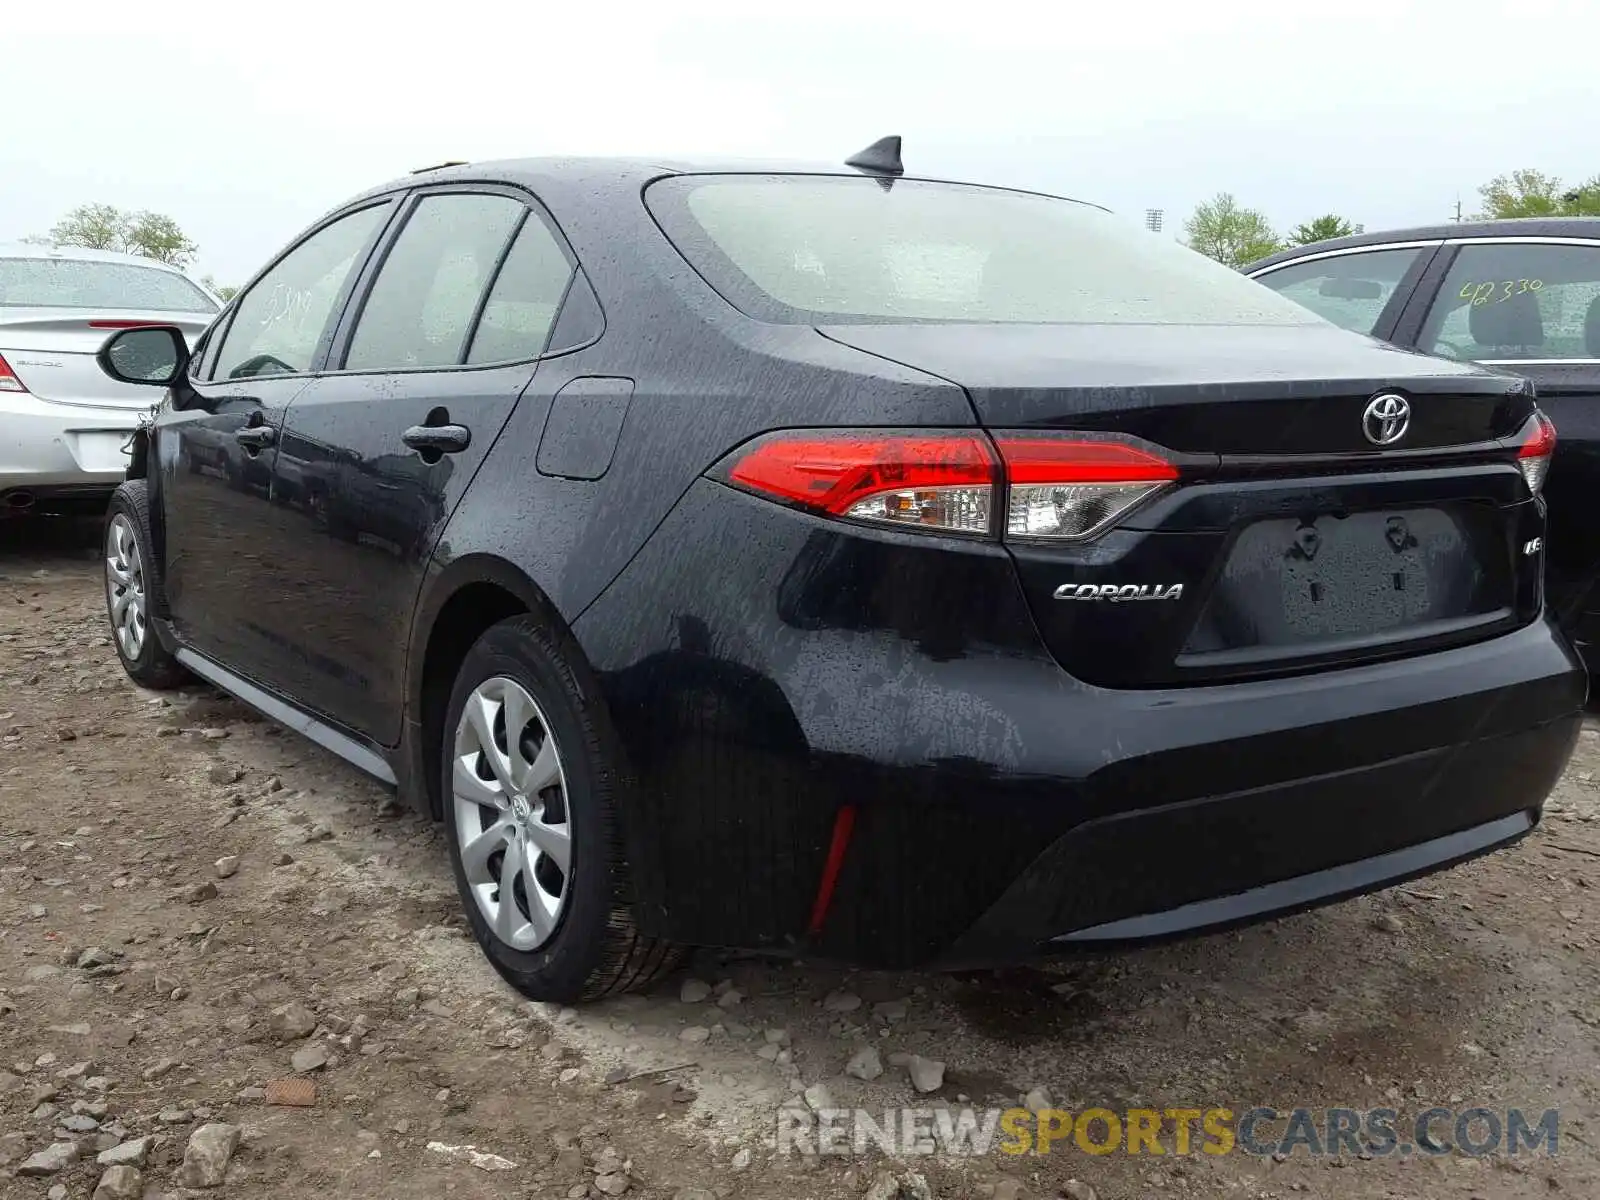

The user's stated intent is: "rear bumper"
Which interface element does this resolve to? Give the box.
[575,479,1588,967]
[0,391,140,504]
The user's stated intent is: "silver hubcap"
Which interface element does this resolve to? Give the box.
[105,514,146,659]
[452,676,572,951]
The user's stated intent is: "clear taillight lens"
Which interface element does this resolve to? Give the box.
[995,436,1179,541]
[1517,412,1557,496]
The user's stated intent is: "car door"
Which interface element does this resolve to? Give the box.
[1393,236,1600,664]
[261,186,582,743]
[1248,242,1442,339]
[158,200,396,687]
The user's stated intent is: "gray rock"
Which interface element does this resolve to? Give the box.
[0,1132,30,1165]
[0,1071,20,1094]
[803,1083,835,1112]
[679,1026,711,1044]
[92,1164,143,1200]
[60,1113,100,1132]
[48,1186,68,1200]
[206,762,241,784]
[991,1182,1025,1200]
[906,1055,945,1094]
[673,1190,718,1200]
[764,1028,790,1045]
[730,1148,753,1171]
[1062,1182,1097,1200]
[185,880,218,904]
[17,1141,78,1176]
[76,947,117,969]
[214,856,240,879]
[142,1059,176,1081]
[290,1042,331,1073]
[679,979,712,1004]
[97,1136,154,1167]
[179,1123,240,1188]
[269,1001,317,1041]
[157,1109,191,1125]
[716,988,744,1009]
[846,1047,884,1081]
[1372,912,1404,934]
[594,1171,631,1195]
[822,990,862,1013]
[1023,1086,1051,1113]
[865,1170,933,1200]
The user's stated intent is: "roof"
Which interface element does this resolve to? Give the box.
[338,154,1108,214]
[1249,216,1600,271]
[0,241,195,271]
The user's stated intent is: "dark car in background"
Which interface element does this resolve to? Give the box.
[89,148,1584,1002]
[1249,219,1600,669]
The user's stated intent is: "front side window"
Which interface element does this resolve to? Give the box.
[645,174,1323,327]
[212,205,389,380]
[1420,241,1600,361]
[343,193,524,371]
[0,257,217,313]
[1253,247,1425,335]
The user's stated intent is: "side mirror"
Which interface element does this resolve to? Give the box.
[96,325,190,388]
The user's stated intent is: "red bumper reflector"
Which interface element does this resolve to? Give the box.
[807,804,858,935]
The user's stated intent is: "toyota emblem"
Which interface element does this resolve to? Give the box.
[1362,392,1411,446]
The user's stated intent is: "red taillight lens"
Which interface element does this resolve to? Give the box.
[995,435,1179,541]
[726,431,998,534]
[1517,412,1557,496]
[0,353,27,394]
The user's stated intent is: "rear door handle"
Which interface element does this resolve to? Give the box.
[402,424,471,455]
[235,426,275,449]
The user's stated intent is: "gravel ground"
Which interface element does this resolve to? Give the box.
[4,517,1600,1200]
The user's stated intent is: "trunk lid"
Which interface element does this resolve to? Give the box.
[823,321,1543,687]
[0,310,213,409]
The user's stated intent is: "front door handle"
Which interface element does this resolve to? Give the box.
[235,425,275,449]
[402,424,471,455]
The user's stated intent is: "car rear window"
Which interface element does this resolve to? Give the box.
[645,174,1321,327]
[0,257,218,313]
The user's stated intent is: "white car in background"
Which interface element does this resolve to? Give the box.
[1,244,221,516]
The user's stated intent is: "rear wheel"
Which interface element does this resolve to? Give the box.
[441,616,685,1002]
[104,482,187,690]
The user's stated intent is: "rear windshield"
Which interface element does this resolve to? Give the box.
[646,174,1320,327]
[0,257,217,313]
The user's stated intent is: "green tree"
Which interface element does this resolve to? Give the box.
[122,211,198,267]
[33,203,199,267]
[1184,193,1283,269]
[1291,214,1361,244]
[1475,169,1600,219]
[44,203,126,251]
[201,275,238,301]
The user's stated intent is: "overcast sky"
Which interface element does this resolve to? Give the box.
[7,0,1596,285]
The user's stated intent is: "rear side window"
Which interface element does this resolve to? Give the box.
[465,215,574,364]
[1419,241,1600,361]
[212,205,389,380]
[1253,247,1424,335]
[0,257,217,313]
[645,174,1322,327]
[344,193,524,371]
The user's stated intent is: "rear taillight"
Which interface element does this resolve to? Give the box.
[995,436,1179,542]
[722,429,1178,540]
[726,432,996,535]
[0,354,27,394]
[1517,412,1557,496]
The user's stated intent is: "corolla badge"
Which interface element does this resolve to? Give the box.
[1362,391,1411,446]
[1054,583,1185,602]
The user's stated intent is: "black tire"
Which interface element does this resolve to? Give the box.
[441,616,685,1002]
[104,481,188,690]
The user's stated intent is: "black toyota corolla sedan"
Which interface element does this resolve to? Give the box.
[91,140,1585,1001]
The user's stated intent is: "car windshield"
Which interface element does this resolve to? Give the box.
[646,174,1322,327]
[0,257,217,312]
